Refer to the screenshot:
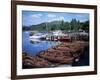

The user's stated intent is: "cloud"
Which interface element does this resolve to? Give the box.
[23,13,44,26]
[31,14,42,18]
[48,16,65,22]
[58,16,65,20]
[47,14,56,18]
[75,14,89,19]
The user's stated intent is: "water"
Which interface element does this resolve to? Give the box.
[22,31,61,56]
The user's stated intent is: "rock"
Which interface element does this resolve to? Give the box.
[38,51,74,64]
[23,54,60,68]
[22,41,89,68]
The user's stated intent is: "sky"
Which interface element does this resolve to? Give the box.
[22,11,89,27]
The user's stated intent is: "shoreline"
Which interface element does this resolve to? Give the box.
[22,41,89,69]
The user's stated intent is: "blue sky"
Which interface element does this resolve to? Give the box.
[22,11,89,26]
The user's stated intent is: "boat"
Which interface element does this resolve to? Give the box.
[29,33,48,39]
[49,30,71,42]
[46,36,70,42]
[57,36,70,42]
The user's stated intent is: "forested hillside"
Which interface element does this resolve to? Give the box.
[23,19,89,32]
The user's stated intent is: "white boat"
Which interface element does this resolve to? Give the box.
[29,33,47,39]
[52,30,63,36]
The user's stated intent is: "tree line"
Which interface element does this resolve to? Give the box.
[23,18,89,32]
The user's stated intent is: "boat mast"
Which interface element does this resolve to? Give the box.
[46,23,48,32]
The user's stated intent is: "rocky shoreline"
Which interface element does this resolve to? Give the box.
[22,41,89,69]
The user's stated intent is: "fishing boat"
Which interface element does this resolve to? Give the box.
[46,30,71,42]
